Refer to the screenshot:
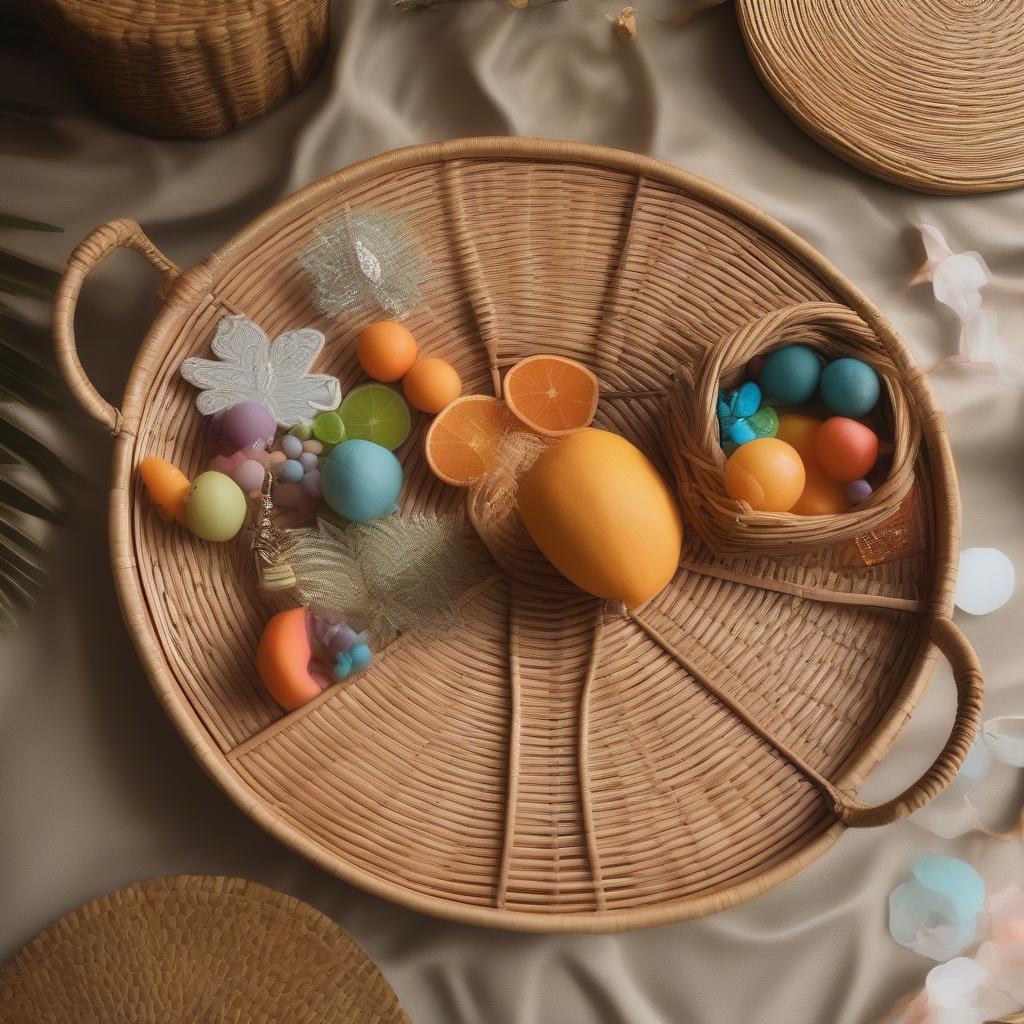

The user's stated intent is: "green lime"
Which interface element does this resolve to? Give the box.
[289,420,314,442]
[339,384,412,451]
[313,410,346,445]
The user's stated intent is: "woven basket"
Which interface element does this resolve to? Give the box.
[29,0,330,139]
[665,301,921,556]
[0,875,409,1022]
[54,139,982,933]
[736,0,1024,195]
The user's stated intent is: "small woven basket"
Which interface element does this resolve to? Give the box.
[29,0,330,139]
[664,301,921,556]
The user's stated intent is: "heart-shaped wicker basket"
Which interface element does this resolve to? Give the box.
[54,139,981,933]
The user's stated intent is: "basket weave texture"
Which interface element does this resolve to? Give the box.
[737,0,1024,195]
[53,139,982,933]
[0,875,409,1022]
[29,0,329,138]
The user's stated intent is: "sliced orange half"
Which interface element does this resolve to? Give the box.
[424,394,516,487]
[503,354,599,437]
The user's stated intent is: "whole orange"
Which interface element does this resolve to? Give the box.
[356,321,418,382]
[724,438,805,513]
[403,358,462,414]
[814,417,879,482]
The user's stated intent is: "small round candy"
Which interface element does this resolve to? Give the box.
[231,459,267,493]
[814,417,879,482]
[298,451,318,472]
[403,358,462,414]
[847,479,874,505]
[724,437,805,513]
[220,401,276,451]
[301,468,322,499]
[348,642,372,670]
[820,358,881,418]
[278,458,305,483]
[759,345,821,405]
[332,651,353,680]
[302,439,324,455]
[313,411,346,445]
[281,434,303,459]
[357,321,419,382]
[268,450,287,473]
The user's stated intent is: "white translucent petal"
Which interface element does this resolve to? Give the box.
[955,548,1015,615]
[920,223,955,266]
[950,738,990,792]
[932,253,991,320]
[987,886,1024,944]
[925,957,991,1006]
[982,716,1024,767]
[911,792,980,839]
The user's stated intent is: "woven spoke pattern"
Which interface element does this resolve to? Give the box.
[738,0,1024,194]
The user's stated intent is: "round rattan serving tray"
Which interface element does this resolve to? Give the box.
[0,875,409,1022]
[55,139,982,933]
[736,0,1024,195]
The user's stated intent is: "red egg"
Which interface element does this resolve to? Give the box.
[814,417,879,482]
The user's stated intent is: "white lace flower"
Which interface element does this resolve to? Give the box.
[181,316,341,427]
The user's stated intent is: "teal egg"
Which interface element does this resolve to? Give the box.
[322,439,402,523]
[759,345,821,405]
[820,357,880,417]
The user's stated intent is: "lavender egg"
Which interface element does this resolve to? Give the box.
[231,459,267,493]
[847,479,873,505]
[220,402,275,451]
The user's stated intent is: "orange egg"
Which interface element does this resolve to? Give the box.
[814,417,879,482]
[257,607,331,711]
[403,358,462,414]
[724,438,805,513]
[791,463,851,515]
[356,321,418,382]
[775,413,822,461]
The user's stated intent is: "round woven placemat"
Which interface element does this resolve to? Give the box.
[737,0,1024,194]
[0,876,410,1024]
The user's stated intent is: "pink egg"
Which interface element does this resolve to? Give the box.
[301,468,322,499]
[268,450,288,473]
[232,459,267,493]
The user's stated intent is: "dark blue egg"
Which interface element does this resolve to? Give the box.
[758,345,821,405]
[820,358,880,418]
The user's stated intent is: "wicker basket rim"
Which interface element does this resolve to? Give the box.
[101,138,957,932]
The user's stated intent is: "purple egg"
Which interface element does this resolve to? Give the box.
[278,458,304,483]
[301,468,322,499]
[220,402,276,451]
[298,451,318,472]
[847,479,873,505]
[231,459,267,493]
[281,434,303,460]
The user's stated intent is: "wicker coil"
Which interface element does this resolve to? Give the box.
[29,0,330,139]
[664,301,921,556]
[0,875,409,1023]
[736,0,1024,195]
[53,139,982,933]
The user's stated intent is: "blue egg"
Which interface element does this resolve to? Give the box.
[820,357,880,417]
[759,345,822,405]
[278,458,304,483]
[321,439,402,523]
[280,434,303,459]
[348,642,372,670]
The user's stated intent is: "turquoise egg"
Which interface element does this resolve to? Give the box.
[322,439,402,523]
[759,345,821,405]
[820,357,880,417]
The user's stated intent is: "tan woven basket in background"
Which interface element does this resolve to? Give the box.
[666,302,921,556]
[29,0,330,139]
[53,139,982,933]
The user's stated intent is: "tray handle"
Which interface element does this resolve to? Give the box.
[54,219,180,434]
[838,617,983,827]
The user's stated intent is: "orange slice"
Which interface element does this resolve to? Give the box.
[503,354,599,437]
[424,395,515,487]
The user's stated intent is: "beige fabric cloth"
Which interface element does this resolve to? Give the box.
[2,2,1022,1022]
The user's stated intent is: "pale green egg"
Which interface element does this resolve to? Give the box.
[185,471,247,542]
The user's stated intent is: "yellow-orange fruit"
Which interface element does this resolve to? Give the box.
[724,438,805,513]
[356,321,418,382]
[139,456,190,524]
[403,358,462,413]
[256,607,331,711]
[517,428,683,608]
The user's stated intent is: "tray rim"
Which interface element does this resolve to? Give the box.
[105,137,954,932]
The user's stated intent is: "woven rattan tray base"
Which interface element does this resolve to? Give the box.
[55,139,981,932]
[737,0,1024,195]
[0,876,409,1022]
